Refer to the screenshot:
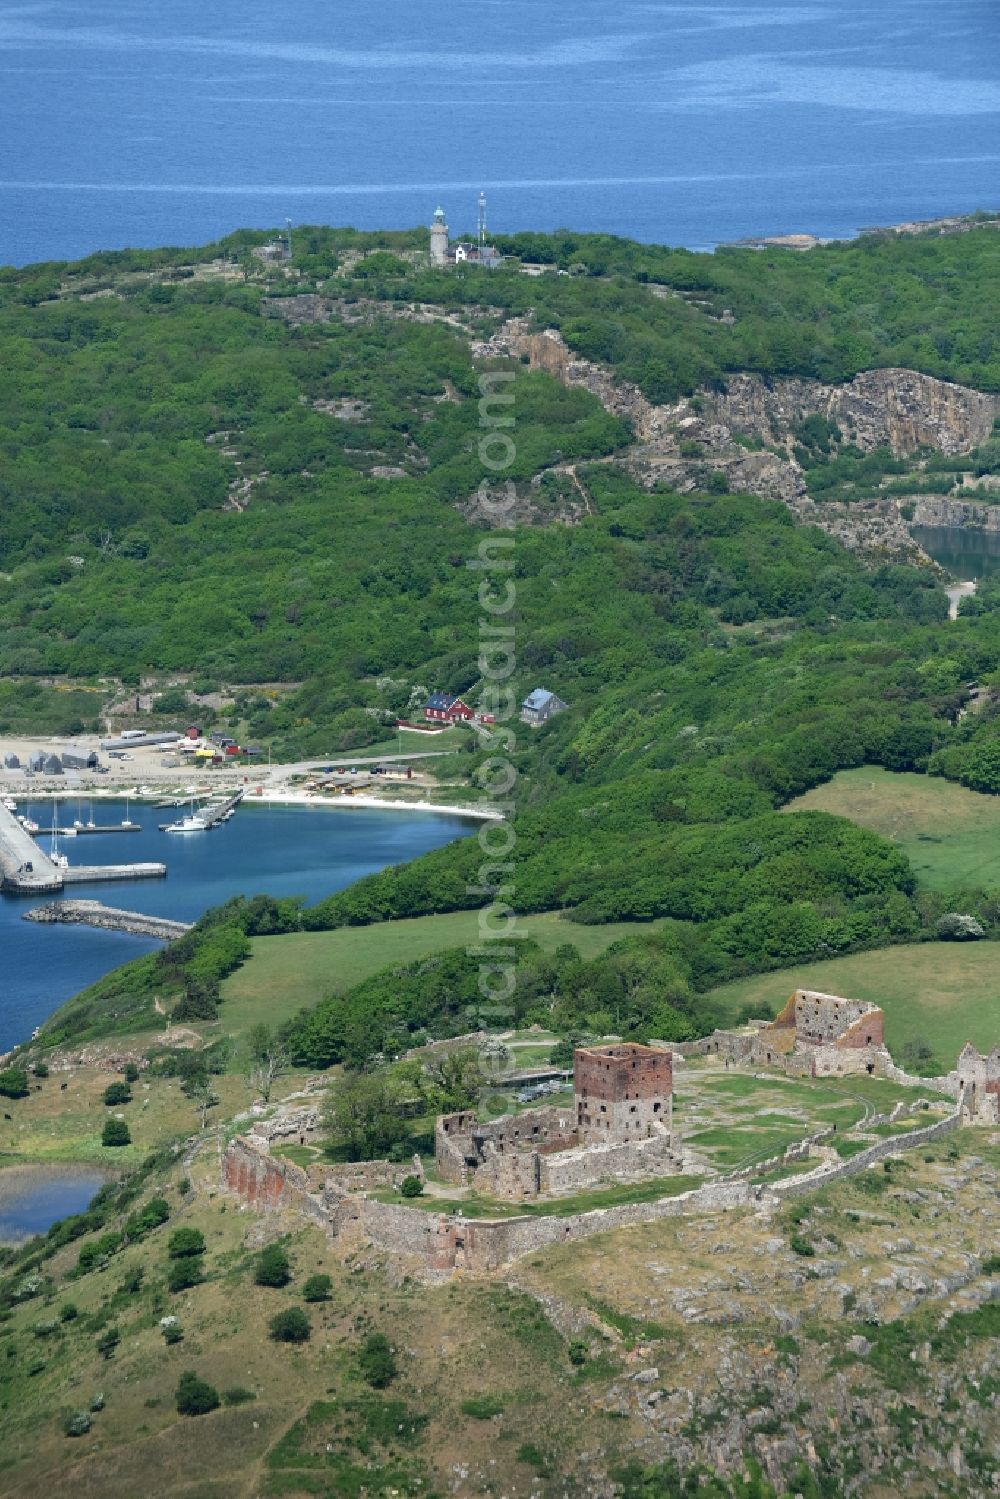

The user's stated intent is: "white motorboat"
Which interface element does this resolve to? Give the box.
[164,815,209,834]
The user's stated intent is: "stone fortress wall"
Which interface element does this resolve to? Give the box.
[220,992,996,1276]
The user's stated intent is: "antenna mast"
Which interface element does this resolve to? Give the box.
[478,191,487,248]
[285,218,293,261]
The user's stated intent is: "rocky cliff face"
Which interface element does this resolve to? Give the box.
[913,496,1000,531]
[698,369,1000,458]
[473,320,998,564]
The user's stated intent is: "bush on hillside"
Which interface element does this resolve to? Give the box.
[253,1244,291,1287]
[167,1227,206,1259]
[168,1258,205,1293]
[176,1370,220,1416]
[302,1273,332,1303]
[358,1332,397,1388]
[0,1068,29,1100]
[102,1082,132,1107]
[269,1307,311,1343]
[101,1120,131,1148]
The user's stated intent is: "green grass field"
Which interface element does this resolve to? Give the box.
[340,726,464,761]
[787,765,1000,890]
[706,942,998,1070]
[220,911,664,1047]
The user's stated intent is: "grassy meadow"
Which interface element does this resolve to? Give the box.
[219,911,663,1047]
[787,765,1000,890]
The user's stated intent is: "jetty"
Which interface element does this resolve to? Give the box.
[23,900,191,941]
[0,802,165,893]
[159,786,243,832]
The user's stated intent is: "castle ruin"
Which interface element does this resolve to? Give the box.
[435,1043,678,1200]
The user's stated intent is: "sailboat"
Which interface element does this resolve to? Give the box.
[120,793,138,831]
[48,807,70,869]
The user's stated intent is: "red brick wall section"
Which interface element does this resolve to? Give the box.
[223,1138,305,1210]
[574,1044,672,1103]
[837,1011,885,1050]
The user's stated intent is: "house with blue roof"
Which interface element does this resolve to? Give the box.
[520,688,568,726]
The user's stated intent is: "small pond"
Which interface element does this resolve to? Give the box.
[0,1166,108,1244]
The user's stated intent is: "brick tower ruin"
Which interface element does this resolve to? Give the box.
[574,1043,673,1143]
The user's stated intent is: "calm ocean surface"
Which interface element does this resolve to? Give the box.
[0,0,997,265]
[0,801,471,1053]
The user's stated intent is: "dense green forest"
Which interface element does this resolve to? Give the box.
[10,223,1000,1056]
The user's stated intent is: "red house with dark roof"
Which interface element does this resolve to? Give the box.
[424,693,475,723]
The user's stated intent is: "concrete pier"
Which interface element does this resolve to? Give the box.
[0,802,165,892]
[62,863,166,885]
[23,900,190,941]
[0,803,62,891]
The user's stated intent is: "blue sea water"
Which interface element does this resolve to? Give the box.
[0,0,997,265]
[0,801,472,1053]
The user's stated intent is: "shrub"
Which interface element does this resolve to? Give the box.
[167,1258,204,1293]
[358,1331,397,1388]
[124,1063,140,1083]
[269,1307,310,1343]
[568,1339,588,1366]
[167,1227,206,1259]
[59,1303,78,1322]
[175,1370,220,1416]
[163,1323,184,1345]
[96,1327,119,1360]
[0,1068,29,1100]
[461,1395,505,1419]
[399,1175,424,1198]
[789,1234,815,1258]
[223,1385,256,1405]
[101,1119,131,1148]
[32,1062,49,1078]
[63,1411,92,1437]
[982,1254,1000,1275]
[120,1265,144,1294]
[253,1243,291,1287]
[302,1273,332,1303]
[102,1082,132,1107]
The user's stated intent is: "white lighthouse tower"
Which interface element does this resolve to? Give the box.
[430,205,449,266]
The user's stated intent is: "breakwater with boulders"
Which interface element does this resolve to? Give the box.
[23,901,191,942]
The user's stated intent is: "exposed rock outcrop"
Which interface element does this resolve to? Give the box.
[473,319,999,564]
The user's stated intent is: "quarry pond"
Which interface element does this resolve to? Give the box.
[0,800,472,1054]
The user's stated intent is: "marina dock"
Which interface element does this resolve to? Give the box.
[158,787,243,832]
[0,802,165,892]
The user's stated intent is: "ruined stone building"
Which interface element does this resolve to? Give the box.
[956,1042,1000,1122]
[681,990,889,1078]
[435,1043,678,1200]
